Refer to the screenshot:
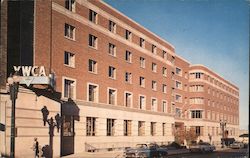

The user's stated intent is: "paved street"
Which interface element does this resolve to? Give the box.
[167,148,248,158]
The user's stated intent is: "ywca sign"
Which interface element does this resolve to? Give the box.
[14,66,47,76]
[13,66,54,86]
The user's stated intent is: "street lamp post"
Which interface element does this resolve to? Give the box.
[7,73,20,158]
[220,119,227,148]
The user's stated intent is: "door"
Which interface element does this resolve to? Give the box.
[61,115,74,156]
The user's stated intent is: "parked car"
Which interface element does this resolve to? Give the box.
[229,141,244,149]
[189,142,216,153]
[124,143,168,158]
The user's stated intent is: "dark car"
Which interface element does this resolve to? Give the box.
[124,143,168,158]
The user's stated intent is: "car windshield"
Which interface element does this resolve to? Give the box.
[136,144,147,149]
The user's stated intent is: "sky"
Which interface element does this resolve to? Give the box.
[104,0,249,130]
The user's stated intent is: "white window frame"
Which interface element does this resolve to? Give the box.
[162,84,167,93]
[89,9,98,24]
[162,50,167,60]
[140,57,145,68]
[162,100,167,113]
[124,91,133,107]
[89,34,98,49]
[108,66,116,79]
[64,51,75,68]
[152,80,157,91]
[65,0,75,12]
[64,23,75,40]
[162,67,167,77]
[139,95,146,110]
[152,63,157,72]
[151,97,158,112]
[109,43,116,56]
[125,51,132,63]
[125,30,132,41]
[152,44,157,54]
[87,82,99,103]
[62,76,76,100]
[140,38,145,48]
[175,94,182,103]
[88,59,97,74]
[175,80,182,89]
[139,76,145,88]
[175,67,182,76]
[107,87,117,105]
[109,20,116,33]
[125,72,132,84]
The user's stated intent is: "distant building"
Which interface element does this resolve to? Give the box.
[0,0,239,157]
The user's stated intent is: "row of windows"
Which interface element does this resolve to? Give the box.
[64,79,168,112]
[64,34,169,77]
[64,3,175,64]
[65,57,168,92]
[206,111,238,124]
[86,117,167,136]
[190,72,238,96]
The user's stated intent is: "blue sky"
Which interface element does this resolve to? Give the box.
[104,0,249,130]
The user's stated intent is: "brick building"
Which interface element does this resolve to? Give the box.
[0,0,239,157]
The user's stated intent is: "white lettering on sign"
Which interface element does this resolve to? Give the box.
[13,66,47,77]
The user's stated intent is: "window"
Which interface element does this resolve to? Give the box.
[162,84,167,93]
[176,67,182,76]
[65,23,75,40]
[151,98,157,111]
[162,123,166,136]
[162,101,167,112]
[125,51,132,63]
[86,117,96,136]
[152,63,157,72]
[107,119,115,136]
[138,121,145,136]
[125,30,132,41]
[150,122,156,136]
[108,88,117,105]
[63,78,75,98]
[176,81,182,89]
[175,108,181,118]
[191,110,203,118]
[124,120,132,136]
[162,67,167,77]
[152,81,157,91]
[139,95,146,110]
[189,85,204,92]
[88,59,97,73]
[108,66,116,79]
[125,72,132,83]
[64,51,75,67]
[139,77,145,87]
[152,45,157,54]
[140,38,145,48]
[162,51,167,60]
[109,20,116,33]
[189,98,204,104]
[65,0,75,12]
[175,94,182,102]
[194,126,201,136]
[89,34,97,48]
[109,43,116,56]
[89,9,97,23]
[140,57,145,68]
[88,83,98,102]
[125,92,132,107]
